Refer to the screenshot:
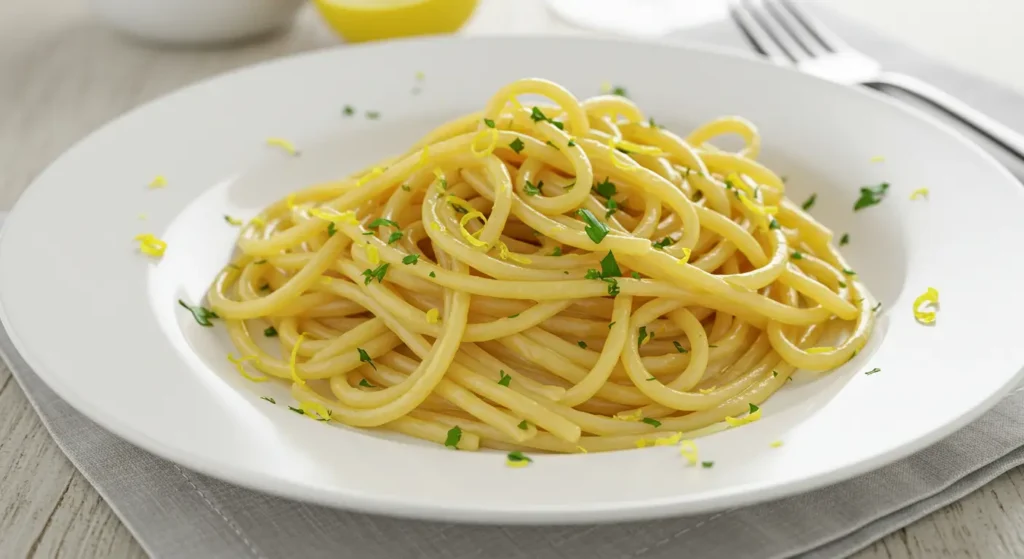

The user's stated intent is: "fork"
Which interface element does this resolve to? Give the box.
[729,0,1024,161]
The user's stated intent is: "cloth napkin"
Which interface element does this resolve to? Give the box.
[6,7,1024,559]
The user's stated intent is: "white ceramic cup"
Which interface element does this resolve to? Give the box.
[90,0,307,46]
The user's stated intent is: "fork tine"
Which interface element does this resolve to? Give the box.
[762,0,829,56]
[777,0,850,53]
[728,1,791,65]
[738,0,809,62]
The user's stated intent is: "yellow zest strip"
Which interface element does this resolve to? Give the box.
[506,457,530,468]
[615,409,643,422]
[698,386,716,394]
[497,240,532,264]
[599,82,612,94]
[286,193,297,210]
[470,128,499,158]
[459,211,491,249]
[770,440,784,448]
[679,440,698,465]
[913,287,939,324]
[134,234,167,257]
[636,439,648,449]
[726,173,756,197]
[870,155,885,163]
[266,137,299,156]
[425,308,440,324]
[250,216,266,226]
[615,139,666,157]
[225,215,243,226]
[309,208,360,224]
[357,166,385,187]
[607,137,638,171]
[725,406,763,427]
[418,146,429,168]
[432,167,447,193]
[290,333,306,387]
[148,175,167,188]
[737,192,778,217]
[806,347,835,354]
[909,188,929,200]
[430,222,443,232]
[576,446,588,454]
[507,95,525,111]
[676,248,692,265]
[654,432,683,446]
[227,354,268,382]
[298,401,332,422]
[365,244,380,265]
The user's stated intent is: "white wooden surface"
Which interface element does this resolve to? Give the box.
[3,0,1024,557]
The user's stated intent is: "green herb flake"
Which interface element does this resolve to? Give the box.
[648,117,660,128]
[631,271,641,279]
[498,370,512,387]
[853,182,890,211]
[551,246,562,256]
[577,208,609,244]
[605,198,618,218]
[600,250,621,277]
[839,233,850,246]
[673,341,688,354]
[260,396,276,404]
[838,281,847,288]
[342,105,355,116]
[801,193,817,211]
[508,313,520,318]
[429,271,436,278]
[400,184,411,192]
[749,403,760,414]
[365,111,381,120]
[577,341,588,349]
[264,326,278,337]
[178,299,218,327]
[483,118,496,128]
[701,461,714,469]
[524,180,544,196]
[368,218,399,229]
[865,367,881,376]
[843,269,856,276]
[769,218,781,230]
[260,284,271,292]
[507,450,532,463]
[641,417,662,428]
[518,420,529,430]
[646,376,657,381]
[872,301,882,313]
[445,426,462,449]
[509,137,525,154]
[603,277,620,296]
[387,231,403,245]
[253,259,267,265]
[791,251,803,260]
[611,85,628,97]
[637,326,649,349]
[288,406,304,415]
[402,254,419,265]
[359,379,374,388]
[357,348,377,370]
[567,139,576,147]
[529,107,565,130]
[594,177,617,198]
[772,371,779,378]
[609,321,616,329]
[651,237,674,250]
[361,263,390,285]
[327,222,337,237]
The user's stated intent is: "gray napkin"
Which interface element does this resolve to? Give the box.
[6,8,1024,559]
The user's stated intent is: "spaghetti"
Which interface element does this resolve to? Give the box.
[205,78,874,453]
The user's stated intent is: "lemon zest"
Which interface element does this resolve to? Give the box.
[770,440,784,448]
[286,193,297,210]
[227,354,268,382]
[224,215,243,226]
[725,407,763,427]
[910,188,929,200]
[506,458,530,468]
[134,233,167,257]
[870,155,885,163]
[806,346,835,354]
[676,248,692,265]
[418,146,429,168]
[250,216,266,226]
[298,401,332,422]
[425,308,440,324]
[635,439,648,449]
[148,175,167,188]
[430,222,443,232]
[459,211,491,249]
[357,166,385,187]
[699,386,717,394]
[290,333,306,387]
[726,173,756,197]
[507,95,524,111]
[576,446,588,454]
[737,192,778,217]
[615,139,666,157]
[308,208,359,224]
[266,137,298,156]
[365,243,380,265]
[615,409,643,422]
[913,287,939,324]
[470,128,499,158]
[607,137,638,171]
[496,240,532,264]
[655,432,683,446]
[679,440,698,465]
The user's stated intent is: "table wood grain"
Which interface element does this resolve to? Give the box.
[3,1,1024,557]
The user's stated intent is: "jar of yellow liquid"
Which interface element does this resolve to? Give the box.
[314,0,479,43]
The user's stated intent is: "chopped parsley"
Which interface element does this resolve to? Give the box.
[361,263,390,285]
[872,301,882,313]
[600,250,621,277]
[839,233,850,246]
[791,251,803,260]
[357,348,376,370]
[429,271,436,278]
[594,177,617,198]
[260,396,276,404]
[842,268,856,276]
[365,111,381,120]
[605,198,618,218]
[288,406,304,415]
[567,139,576,147]
[402,254,419,265]
[359,379,374,388]
[577,208,609,244]
[551,246,562,256]
[651,237,674,250]
[637,326,649,348]
[518,420,529,430]
[387,231,403,245]
[368,218,399,229]
[610,85,628,97]
[865,367,881,375]
[701,461,714,469]
[264,326,278,337]
[769,218,781,230]
[327,222,337,237]
[509,137,525,154]
[631,271,641,279]
[483,118,496,128]
[254,259,267,265]
[648,117,660,128]
[801,193,817,211]
[646,376,657,381]
[529,107,564,130]
[853,182,890,211]
[641,417,662,428]
[748,403,760,414]
[444,426,462,449]
[609,321,616,329]
[838,281,847,288]
[673,341,688,354]
[524,180,544,196]
[507,451,532,463]
[342,105,355,116]
[508,313,520,318]
[577,341,588,349]
[772,371,779,378]
[498,370,512,386]
[178,300,218,327]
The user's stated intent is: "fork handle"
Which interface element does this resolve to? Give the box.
[868,72,1024,161]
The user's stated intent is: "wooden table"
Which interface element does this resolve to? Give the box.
[3,0,1024,556]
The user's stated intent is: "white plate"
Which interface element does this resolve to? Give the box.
[3,36,1024,524]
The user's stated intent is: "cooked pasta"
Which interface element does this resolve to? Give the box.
[205,77,874,454]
